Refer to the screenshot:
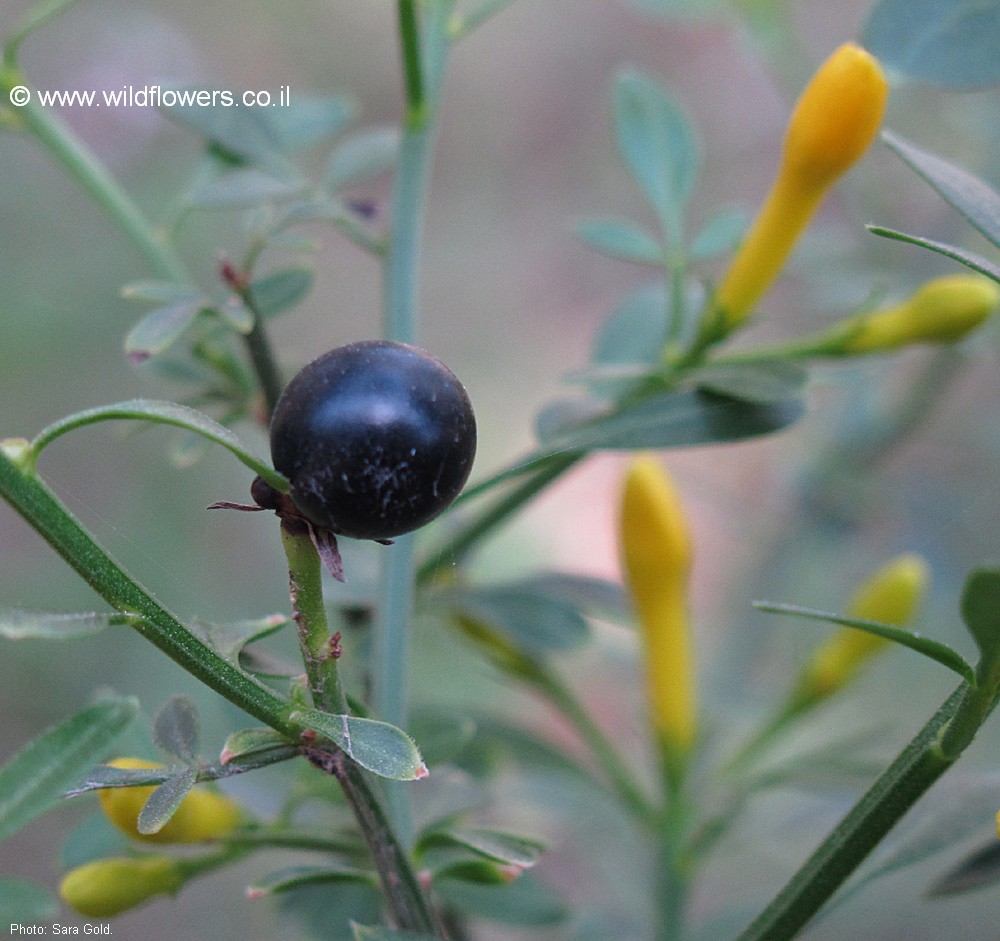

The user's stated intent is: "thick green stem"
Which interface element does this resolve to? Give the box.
[737,683,969,940]
[280,525,346,713]
[0,447,293,730]
[656,783,691,941]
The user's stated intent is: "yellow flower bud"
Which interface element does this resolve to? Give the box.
[620,456,697,753]
[713,43,889,330]
[800,553,929,699]
[99,758,243,843]
[59,856,183,917]
[842,275,999,353]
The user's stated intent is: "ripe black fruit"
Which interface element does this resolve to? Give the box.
[269,340,477,541]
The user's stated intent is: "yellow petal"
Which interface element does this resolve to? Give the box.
[59,856,182,917]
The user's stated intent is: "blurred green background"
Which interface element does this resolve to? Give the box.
[3,0,1000,937]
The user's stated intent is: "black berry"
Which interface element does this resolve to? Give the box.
[269,340,477,541]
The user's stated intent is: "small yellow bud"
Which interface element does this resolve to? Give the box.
[713,43,889,329]
[843,275,999,353]
[620,456,697,753]
[800,553,929,699]
[59,856,183,917]
[98,758,243,843]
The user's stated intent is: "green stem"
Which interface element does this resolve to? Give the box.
[0,447,293,730]
[373,0,450,844]
[8,88,187,284]
[523,659,659,828]
[656,779,690,941]
[280,525,346,713]
[397,0,427,128]
[737,683,969,941]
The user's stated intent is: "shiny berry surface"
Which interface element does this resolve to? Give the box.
[269,340,477,540]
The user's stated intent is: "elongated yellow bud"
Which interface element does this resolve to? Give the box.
[620,456,696,753]
[59,856,183,917]
[713,43,889,329]
[843,275,999,353]
[800,553,929,700]
[98,758,243,843]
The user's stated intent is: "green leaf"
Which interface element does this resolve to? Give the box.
[325,126,401,191]
[444,583,591,652]
[0,697,137,842]
[866,225,1000,283]
[418,827,547,868]
[863,0,1000,89]
[248,267,315,318]
[120,281,202,305]
[690,207,748,260]
[575,218,664,265]
[519,571,631,623]
[214,298,254,334]
[928,841,1000,896]
[961,568,1000,690]
[247,865,375,898]
[152,695,200,763]
[537,388,804,451]
[268,94,355,152]
[591,283,667,368]
[124,299,205,362]
[279,880,382,941]
[613,70,698,242]
[30,399,288,491]
[692,361,809,404]
[220,727,296,765]
[755,602,976,684]
[188,169,305,209]
[190,614,290,664]
[137,766,198,835]
[0,878,57,925]
[0,609,134,639]
[289,710,426,781]
[881,131,1000,249]
[434,869,566,926]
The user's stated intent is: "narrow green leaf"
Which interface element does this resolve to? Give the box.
[30,399,288,491]
[248,267,315,318]
[863,0,1000,89]
[537,388,804,451]
[444,584,590,652]
[755,602,975,684]
[928,841,1000,897]
[120,281,202,305]
[290,710,426,781]
[190,614,290,664]
[961,569,1000,690]
[220,727,296,765]
[418,827,546,868]
[692,361,809,404]
[882,131,1000,249]
[434,869,566,926]
[0,698,137,842]
[575,218,665,265]
[152,695,200,763]
[0,609,133,639]
[866,225,1000,283]
[214,298,254,334]
[0,878,57,925]
[137,766,198,835]
[124,299,204,362]
[613,70,698,241]
[520,572,631,622]
[325,126,401,191]
[247,865,375,898]
[690,207,748,260]
[188,169,305,209]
